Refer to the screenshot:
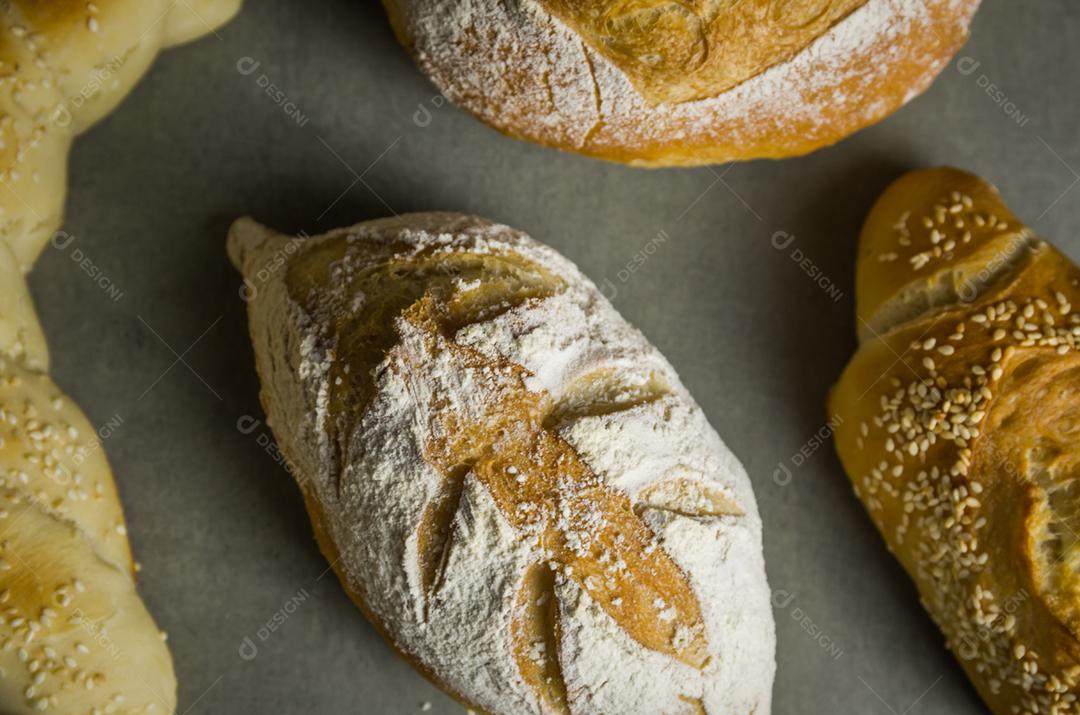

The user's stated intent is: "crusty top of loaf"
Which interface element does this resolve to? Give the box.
[230,213,776,715]
[536,0,868,104]
[384,0,980,165]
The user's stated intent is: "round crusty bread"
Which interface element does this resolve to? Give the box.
[228,213,776,714]
[382,0,981,167]
[830,167,1080,715]
[0,0,242,271]
[0,240,177,714]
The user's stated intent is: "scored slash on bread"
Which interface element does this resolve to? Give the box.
[830,167,1080,715]
[229,213,775,714]
[405,314,711,660]
[853,168,1037,342]
[399,300,711,712]
[532,0,869,105]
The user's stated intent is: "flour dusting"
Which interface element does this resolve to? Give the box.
[390,0,980,162]
[231,214,776,714]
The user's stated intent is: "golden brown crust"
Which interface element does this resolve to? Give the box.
[536,0,868,105]
[382,0,980,167]
[831,168,1080,715]
[854,167,1034,341]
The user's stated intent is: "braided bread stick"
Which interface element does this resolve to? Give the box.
[0,240,175,714]
[0,0,241,270]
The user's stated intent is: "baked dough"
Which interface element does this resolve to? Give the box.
[0,3,243,710]
[0,0,242,270]
[229,212,776,714]
[383,0,981,166]
[0,240,176,714]
[831,167,1080,715]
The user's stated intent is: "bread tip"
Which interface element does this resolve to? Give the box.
[227,217,278,275]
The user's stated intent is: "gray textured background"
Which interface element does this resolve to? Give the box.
[28,1,1080,712]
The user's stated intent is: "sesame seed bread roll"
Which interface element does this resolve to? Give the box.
[0,240,176,714]
[830,167,1080,715]
[228,213,776,715]
[382,0,981,167]
[0,0,242,271]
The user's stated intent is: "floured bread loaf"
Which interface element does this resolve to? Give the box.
[0,240,176,714]
[831,167,1080,715]
[0,0,242,270]
[383,0,981,166]
[228,213,775,714]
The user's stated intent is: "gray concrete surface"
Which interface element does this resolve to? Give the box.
[30,1,1080,712]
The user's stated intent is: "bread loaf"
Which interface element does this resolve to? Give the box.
[0,240,176,714]
[830,167,1080,715]
[383,0,981,166]
[0,0,242,271]
[0,5,245,710]
[228,213,776,714]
